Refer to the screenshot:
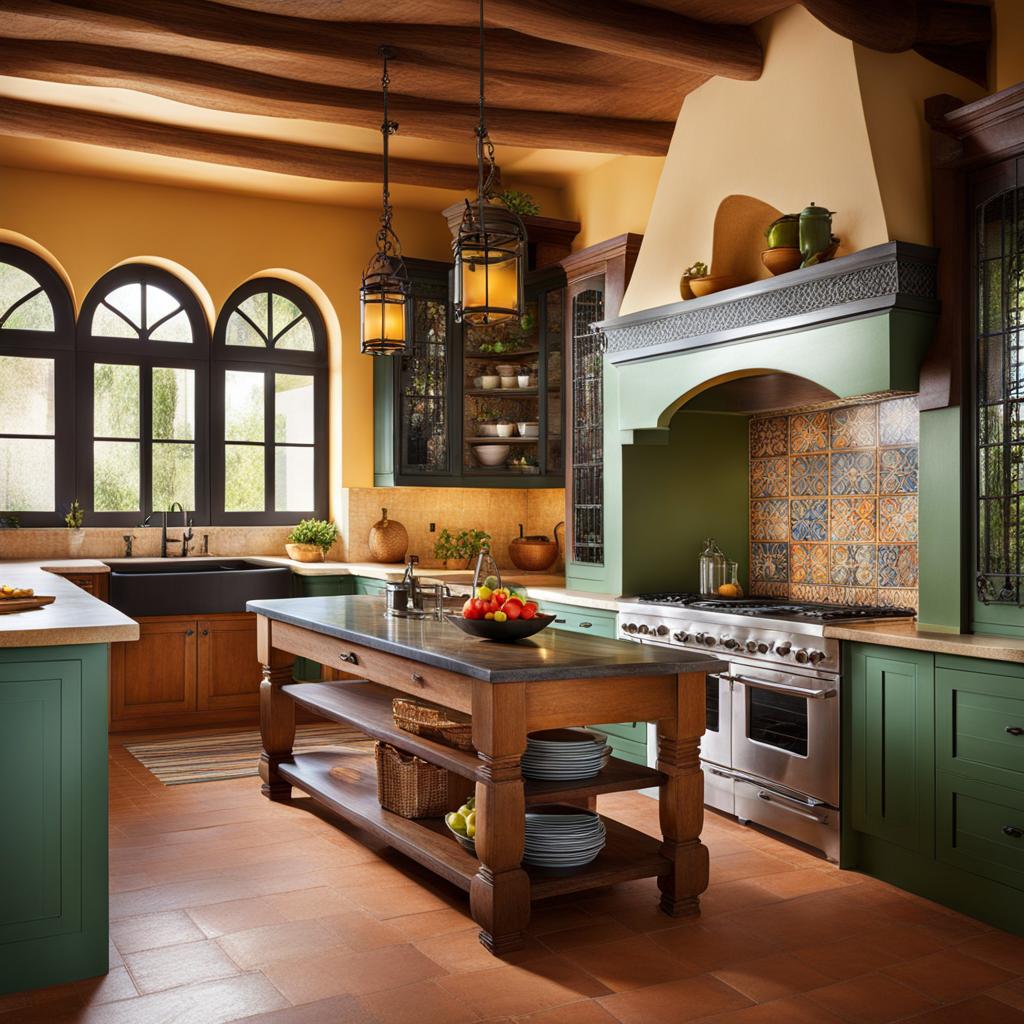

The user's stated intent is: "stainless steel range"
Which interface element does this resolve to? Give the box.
[617,593,915,861]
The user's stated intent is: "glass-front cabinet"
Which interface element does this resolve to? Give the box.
[375,262,565,487]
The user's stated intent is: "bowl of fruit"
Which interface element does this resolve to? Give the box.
[447,576,554,642]
[445,795,477,852]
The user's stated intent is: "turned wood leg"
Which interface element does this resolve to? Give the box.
[470,682,530,955]
[657,670,709,917]
[256,617,296,802]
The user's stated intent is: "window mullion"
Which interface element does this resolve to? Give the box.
[141,361,153,517]
[265,367,274,514]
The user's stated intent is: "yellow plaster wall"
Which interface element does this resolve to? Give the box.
[620,5,983,316]
[0,163,455,511]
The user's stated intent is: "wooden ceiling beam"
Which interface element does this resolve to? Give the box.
[0,97,486,190]
[482,0,762,79]
[0,39,674,156]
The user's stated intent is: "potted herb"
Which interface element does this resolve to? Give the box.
[433,527,491,569]
[64,498,85,555]
[476,402,500,437]
[286,518,338,563]
[680,260,742,299]
[497,190,540,218]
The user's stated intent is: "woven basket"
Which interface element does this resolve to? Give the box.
[392,697,474,751]
[374,741,450,819]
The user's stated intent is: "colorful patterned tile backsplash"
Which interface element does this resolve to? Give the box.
[749,397,919,611]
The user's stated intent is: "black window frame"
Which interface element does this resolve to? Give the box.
[211,278,328,525]
[76,263,211,527]
[0,243,76,526]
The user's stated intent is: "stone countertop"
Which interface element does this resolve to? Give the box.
[824,620,1024,665]
[0,564,138,647]
[248,594,723,684]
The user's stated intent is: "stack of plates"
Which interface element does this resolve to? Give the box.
[524,805,607,869]
[521,728,611,781]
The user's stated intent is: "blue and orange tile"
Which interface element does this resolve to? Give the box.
[789,412,829,454]
[830,450,876,496]
[791,498,828,542]
[830,404,877,449]
[790,454,828,496]
[830,497,877,543]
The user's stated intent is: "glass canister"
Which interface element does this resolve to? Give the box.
[699,538,728,596]
[722,561,744,599]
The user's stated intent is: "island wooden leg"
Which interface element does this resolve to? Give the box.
[657,670,709,917]
[470,682,530,955]
[257,617,296,802]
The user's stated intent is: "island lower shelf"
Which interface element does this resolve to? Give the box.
[279,749,672,899]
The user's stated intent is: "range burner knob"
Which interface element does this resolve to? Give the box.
[775,641,792,656]
[794,648,810,664]
[721,637,740,650]
[638,624,650,634]
[673,631,691,643]
[807,649,827,665]
[757,642,772,654]
[655,624,669,637]
[745,640,759,653]
[695,632,717,647]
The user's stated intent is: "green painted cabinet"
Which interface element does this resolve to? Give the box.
[0,645,109,995]
[291,575,354,681]
[545,602,648,765]
[353,576,388,597]
[847,644,934,856]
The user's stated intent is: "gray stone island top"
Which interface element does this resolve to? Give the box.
[247,594,726,683]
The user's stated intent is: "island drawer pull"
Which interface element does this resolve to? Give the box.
[579,622,593,629]
[1007,727,1024,736]
[411,673,425,685]
[339,652,359,665]
[1004,825,1024,839]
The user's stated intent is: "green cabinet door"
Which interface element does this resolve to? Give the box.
[291,575,354,681]
[353,576,388,597]
[847,643,935,856]
[0,645,109,994]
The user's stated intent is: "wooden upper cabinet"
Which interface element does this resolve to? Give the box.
[111,618,198,722]
[560,234,643,572]
[197,615,262,712]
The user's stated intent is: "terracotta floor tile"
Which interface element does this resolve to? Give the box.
[898,994,1024,1022]
[123,938,241,994]
[712,952,835,1004]
[561,934,702,992]
[318,909,408,951]
[358,979,482,1024]
[416,925,546,973]
[790,933,906,981]
[343,880,456,920]
[695,879,783,919]
[988,978,1024,1011]
[436,955,613,1018]
[111,909,207,954]
[803,973,940,1024]
[186,896,291,938]
[76,967,139,1007]
[881,947,1016,1004]
[536,919,637,953]
[597,973,753,1024]
[386,906,478,941]
[708,851,797,885]
[957,932,1024,974]
[515,1001,620,1023]
[263,943,445,1004]
[267,885,365,921]
[651,919,780,970]
[526,904,600,936]
[751,868,853,900]
[214,994,375,1024]
[692,993,848,1023]
[217,919,347,970]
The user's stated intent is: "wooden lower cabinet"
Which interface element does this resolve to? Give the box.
[110,613,262,731]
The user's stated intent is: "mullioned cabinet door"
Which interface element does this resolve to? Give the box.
[847,644,935,857]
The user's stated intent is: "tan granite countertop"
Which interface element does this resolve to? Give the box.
[823,620,1024,665]
[0,563,138,647]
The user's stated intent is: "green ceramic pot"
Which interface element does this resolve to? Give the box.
[765,214,800,249]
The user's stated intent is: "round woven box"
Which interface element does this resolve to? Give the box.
[368,508,408,563]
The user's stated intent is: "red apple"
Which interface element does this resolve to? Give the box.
[520,603,537,620]
[504,598,523,620]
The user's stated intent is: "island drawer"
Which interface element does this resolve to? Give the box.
[937,771,1024,892]
[936,667,1024,786]
[545,603,617,639]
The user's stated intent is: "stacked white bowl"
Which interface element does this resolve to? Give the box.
[521,728,611,781]
[523,805,607,868]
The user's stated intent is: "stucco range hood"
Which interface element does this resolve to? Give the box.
[597,241,938,416]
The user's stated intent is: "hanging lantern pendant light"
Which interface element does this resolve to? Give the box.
[360,46,411,355]
[453,0,526,327]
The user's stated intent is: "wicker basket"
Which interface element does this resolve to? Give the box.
[374,741,451,819]
[392,697,474,751]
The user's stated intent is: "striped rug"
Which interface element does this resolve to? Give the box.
[125,724,375,785]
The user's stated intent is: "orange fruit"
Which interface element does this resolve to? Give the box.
[718,583,741,598]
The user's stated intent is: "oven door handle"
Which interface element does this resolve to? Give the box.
[722,673,836,700]
[754,787,830,822]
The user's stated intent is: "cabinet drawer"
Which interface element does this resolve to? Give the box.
[353,577,388,597]
[64,574,97,594]
[591,720,647,743]
[938,771,1024,892]
[603,732,649,766]
[937,667,1024,786]
[546,605,617,638]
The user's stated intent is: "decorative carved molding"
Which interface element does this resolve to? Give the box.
[602,242,938,363]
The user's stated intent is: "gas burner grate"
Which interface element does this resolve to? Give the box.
[635,593,914,621]
[635,592,703,606]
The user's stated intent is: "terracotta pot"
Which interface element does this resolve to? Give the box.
[508,522,562,572]
[688,274,743,298]
[368,507,408,563]
[760,247,802,276]
[285,543,325,563]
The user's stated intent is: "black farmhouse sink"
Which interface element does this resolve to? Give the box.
[106,559,292,618]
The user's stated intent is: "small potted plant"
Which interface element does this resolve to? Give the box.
[497,190,540,218]
[433,527,491,569]
[476,403,500,437]
[286,518,338,562]
[64,498,85,555]
[680,259,742,299]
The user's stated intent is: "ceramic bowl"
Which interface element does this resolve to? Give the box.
[688,274,743,298]
[760,247,802,276]
[473,444,510,467]
[495,364,519,377]
[496,422,516,438]
[473,376,484,388]
[480,375,500,390]
[445,816,476,853]
[517,374,531,388]
[478,423,499,437]
[517,421,539,437]
[500,375,517,388]
[446,612,556,643]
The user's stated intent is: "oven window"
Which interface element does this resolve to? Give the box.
[706,676,720,732]
[747,687,808,756]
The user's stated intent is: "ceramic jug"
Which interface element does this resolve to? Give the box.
[799,203,837,267]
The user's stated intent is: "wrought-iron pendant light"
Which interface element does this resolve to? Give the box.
[452,0,526,326]
[360,46,410,355]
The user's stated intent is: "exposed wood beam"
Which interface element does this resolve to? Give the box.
[483,0,762,79]
[0,97,486,190]
[0,39,674,156]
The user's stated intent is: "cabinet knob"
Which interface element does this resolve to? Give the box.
[201,629,209,636]
[340,652,359,664]
[185,628,194,636]
[1004,825,1023,838]
[411,673,425,685]
[1007,727,1024,736]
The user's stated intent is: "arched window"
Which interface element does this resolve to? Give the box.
[212,278,327,523]
[0,244,75,525]
[77,264,209,525]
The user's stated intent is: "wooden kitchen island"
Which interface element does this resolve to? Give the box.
[248,595,725,954]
